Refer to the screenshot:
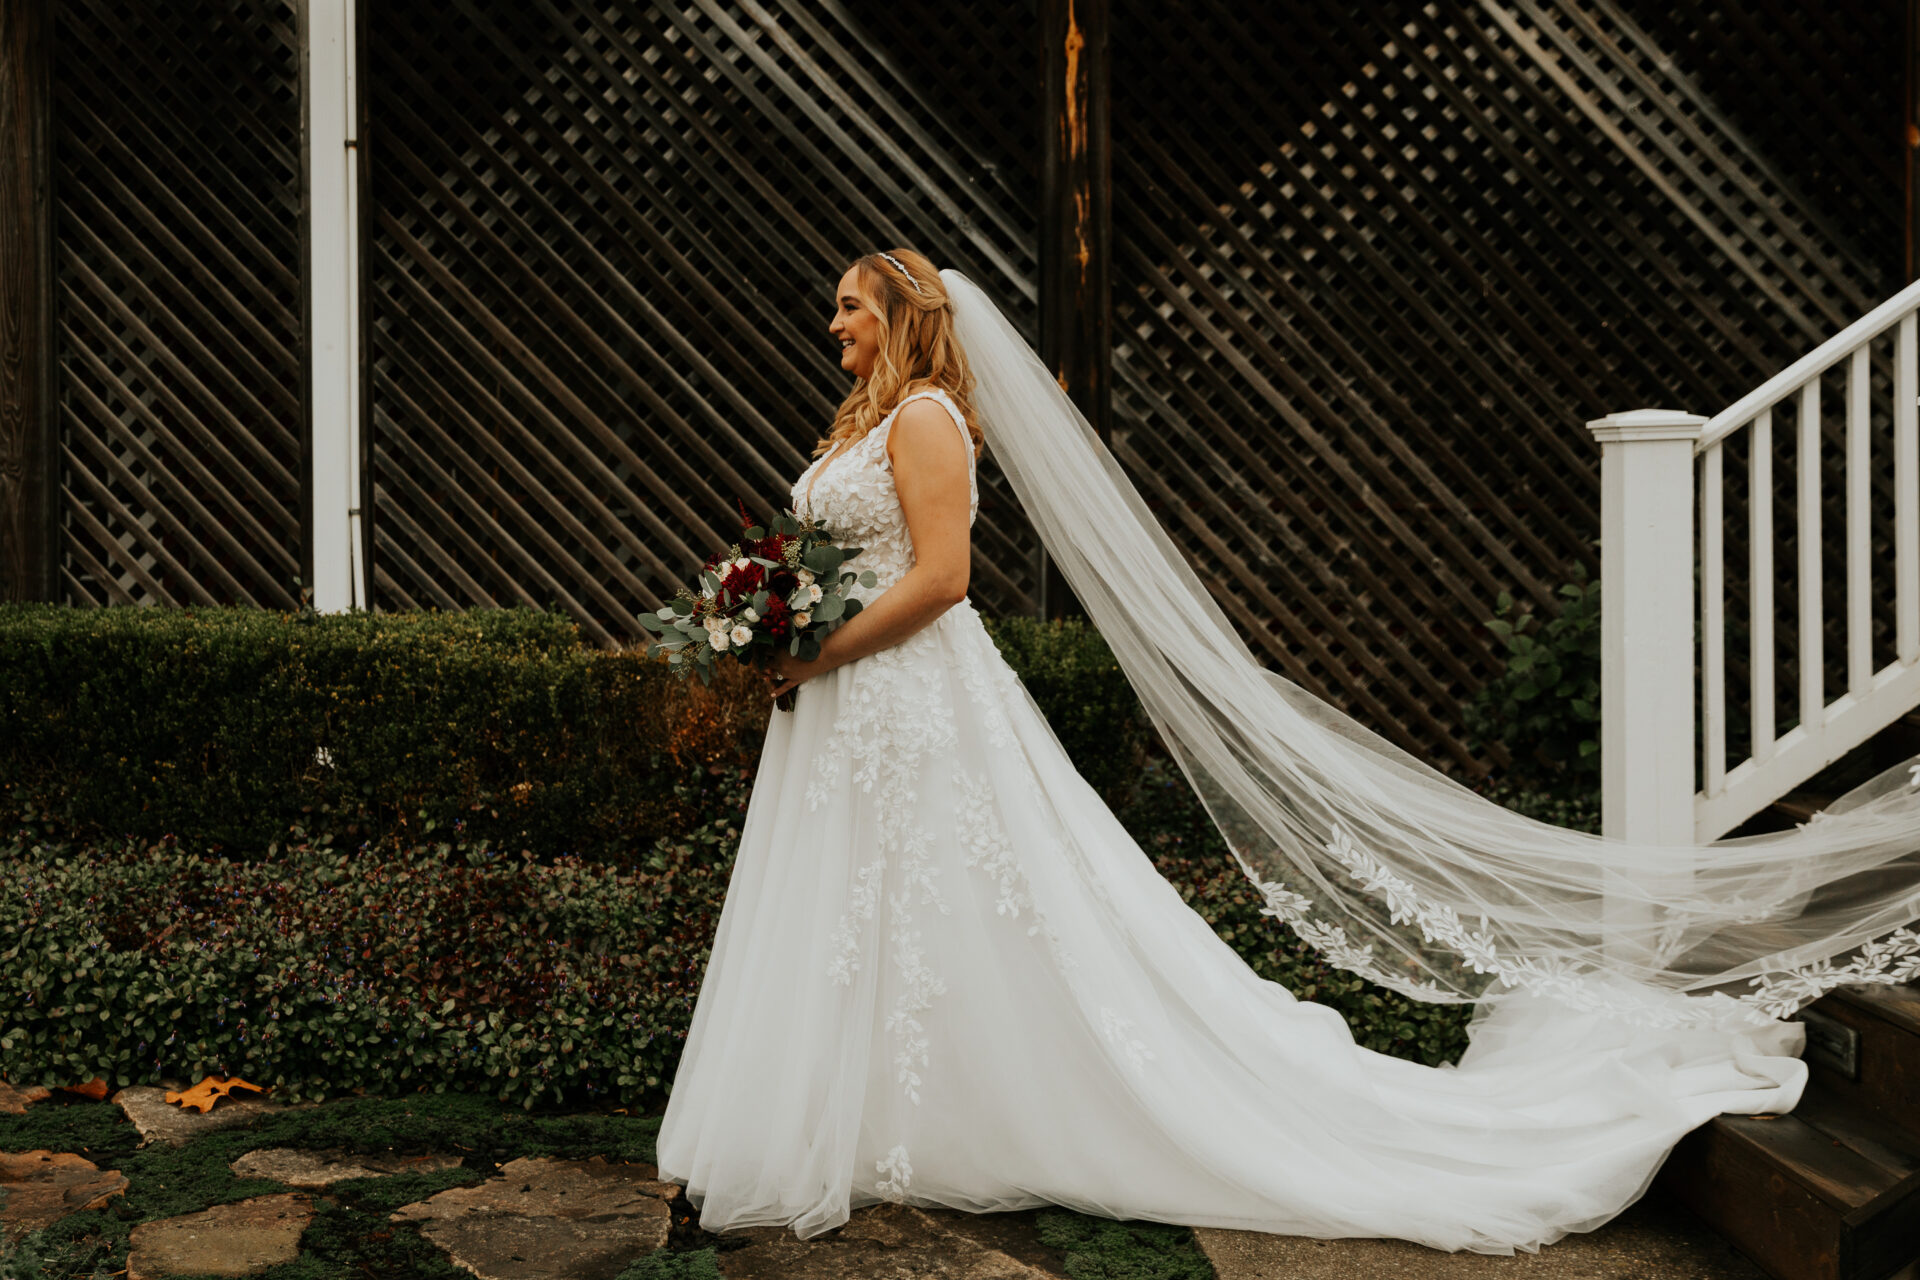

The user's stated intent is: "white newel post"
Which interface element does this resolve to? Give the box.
[304,0,365,612]
[1587,409,1707,847]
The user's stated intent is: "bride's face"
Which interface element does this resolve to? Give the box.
[828,265,882,380]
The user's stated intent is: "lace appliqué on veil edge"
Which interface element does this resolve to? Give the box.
[1252,825,1920,1026]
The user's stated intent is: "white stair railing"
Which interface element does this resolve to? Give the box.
[1592,280,1920,845]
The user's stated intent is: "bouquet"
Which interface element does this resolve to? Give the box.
[638,501,877,710]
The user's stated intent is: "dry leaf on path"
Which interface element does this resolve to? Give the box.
[164,1077,270,1114]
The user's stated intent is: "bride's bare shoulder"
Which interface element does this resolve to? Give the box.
[886,397,967,465]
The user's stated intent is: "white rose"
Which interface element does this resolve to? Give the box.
[794,610,812,628]
[807,583,824,604]
[733,556,750,569]
[795,568,815,586]
[704,614,724,633]
[730,624,752,646]
[708,629,729,651]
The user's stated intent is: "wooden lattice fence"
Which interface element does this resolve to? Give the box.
[1105,0,1903,771]
[47,0,305,609]
[7,0,1910,776]
[362,0,1046,645]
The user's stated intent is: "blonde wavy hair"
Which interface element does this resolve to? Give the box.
[815,247,984,461]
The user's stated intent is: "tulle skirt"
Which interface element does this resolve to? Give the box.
[653,601,1805,1251]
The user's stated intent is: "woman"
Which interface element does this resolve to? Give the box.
[655,247,1920,1250]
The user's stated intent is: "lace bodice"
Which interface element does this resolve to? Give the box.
[791,388,978,602]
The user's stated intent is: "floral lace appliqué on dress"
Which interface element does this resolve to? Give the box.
[796,389,991,1108]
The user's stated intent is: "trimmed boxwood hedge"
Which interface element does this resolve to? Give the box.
[0,604,1156,864]
[0,602,1471,1112]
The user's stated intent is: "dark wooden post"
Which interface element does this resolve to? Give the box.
[1038,0,1111,619]
[1909,0,1918,281]
[0,0,55,603]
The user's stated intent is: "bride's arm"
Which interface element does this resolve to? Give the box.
[768,400,971,699]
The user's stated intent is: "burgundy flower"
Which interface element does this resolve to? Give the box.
[762,593,793,639]
[720,560,765,602]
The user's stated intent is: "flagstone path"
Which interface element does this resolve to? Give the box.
[0,1077,1796,1279]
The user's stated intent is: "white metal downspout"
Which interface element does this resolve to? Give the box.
[304,0,363,612]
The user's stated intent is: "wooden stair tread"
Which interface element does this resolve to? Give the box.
[1829,983,1920,1040]
[1767,791,1836,823]
[1706,1111,1914,1212]
[1793,1086,1920,1180]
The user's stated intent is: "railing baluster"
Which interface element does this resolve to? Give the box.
[1848,345,1872,696]
[1899,312,1918,663]
[1702,438,1726,797]
[1797,379,1823,735]
[1749,409,1774,759]
[1605,285,1920,840]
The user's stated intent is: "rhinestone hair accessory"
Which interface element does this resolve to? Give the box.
[877,251,925,294]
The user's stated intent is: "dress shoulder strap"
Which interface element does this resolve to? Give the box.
[889,389,973,458]
[885,388,978,509]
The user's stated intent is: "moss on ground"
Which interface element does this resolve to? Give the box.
[1036,1208,1216,1279]
[0,1090,662,1278]
[0,1093,1215,1279]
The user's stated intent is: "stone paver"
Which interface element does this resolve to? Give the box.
[714,1204,1066,1280]
[230,1145,466,1188]
[112,1085,321,1148]
[1191,1198,1770,1280]
[0,1150,130,1244]
[125,1192,313,1280]
[390,1155,677,1280]
[0,1082,53,1115]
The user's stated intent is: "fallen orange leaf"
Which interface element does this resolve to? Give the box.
[164,1076,269,1114]
[59,1078,110,1101]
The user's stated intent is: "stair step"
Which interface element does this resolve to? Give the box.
[1767,792,1836,825]
[1832,983,1920,1040]
[1658,1103,1920,1280]
[1800,985,1920,1145]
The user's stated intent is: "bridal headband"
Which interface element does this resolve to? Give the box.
[876,251,925,294]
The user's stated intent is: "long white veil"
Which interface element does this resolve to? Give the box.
[942,266,1920,1030]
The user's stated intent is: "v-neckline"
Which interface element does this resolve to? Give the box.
[803,392,937,513]
[803,441,845,514]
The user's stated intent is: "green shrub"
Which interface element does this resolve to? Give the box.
[0,604,1154,860]
[1,602,1468,1116]
[1464,568,1601,793]
[983,615,1153,812]
[0,602,697,861]
[1121,760,1473,1067]
[0,764,750,1112]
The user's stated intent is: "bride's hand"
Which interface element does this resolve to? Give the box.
[768,648,829,701]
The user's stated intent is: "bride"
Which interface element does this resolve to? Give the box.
[654,247,1920,1251]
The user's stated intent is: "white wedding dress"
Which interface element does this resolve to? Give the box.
[654,385,1807,1252]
